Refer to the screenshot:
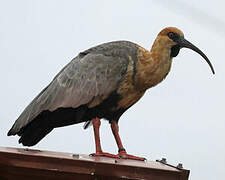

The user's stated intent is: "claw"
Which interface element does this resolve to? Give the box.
[118,150,146,161]
[90,151,119,159]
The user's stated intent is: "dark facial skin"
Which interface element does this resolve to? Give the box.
[170,45,180,57]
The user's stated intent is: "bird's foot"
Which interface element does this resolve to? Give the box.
[90,151,119,159]
[117,150,146,161]
[90,150,146,161]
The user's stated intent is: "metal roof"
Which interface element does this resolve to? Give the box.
[0,147,189,180]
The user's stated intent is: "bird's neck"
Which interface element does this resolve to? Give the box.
[135,39,173,91]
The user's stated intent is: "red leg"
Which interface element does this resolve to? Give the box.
[111,121,146,161]
[91,118,118,158]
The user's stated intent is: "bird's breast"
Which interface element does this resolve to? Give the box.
[116,58,146,109]
[117,87,145,109]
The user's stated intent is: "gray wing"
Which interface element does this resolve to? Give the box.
[9,53,129,134]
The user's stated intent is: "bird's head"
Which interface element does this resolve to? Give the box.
[155,27,215,74]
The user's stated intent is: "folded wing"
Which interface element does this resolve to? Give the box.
[8,52,129,135]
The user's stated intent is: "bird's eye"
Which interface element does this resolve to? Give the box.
[168,32,175,39]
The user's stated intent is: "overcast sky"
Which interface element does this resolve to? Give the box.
[0,0,224,179]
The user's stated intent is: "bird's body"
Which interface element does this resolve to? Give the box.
[8,27,214,160]
[8,40,172,143]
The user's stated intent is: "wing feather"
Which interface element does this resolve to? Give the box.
[10,53,128,134]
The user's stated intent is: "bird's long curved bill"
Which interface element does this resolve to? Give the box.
[178,37,215,74]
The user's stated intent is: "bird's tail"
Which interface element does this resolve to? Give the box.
[8,106,88,146]
[16,111,54,147]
